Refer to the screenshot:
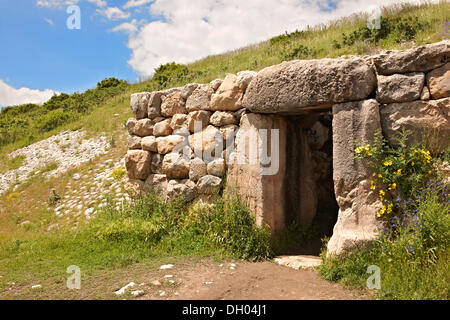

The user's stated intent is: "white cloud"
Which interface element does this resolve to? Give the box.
[97,6,131,20]
[110,19,146,34]
[36,0,79,8]
[123,0,152,9]
[0,80,58,107]
[87,0,107,7]
[126,0,439,77]
[44,18,54,26]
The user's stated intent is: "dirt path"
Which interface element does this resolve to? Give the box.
[1,257,369,300]
[139,259,369,300]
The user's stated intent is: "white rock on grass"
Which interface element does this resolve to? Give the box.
[115,282,136,295]
[131,290,145,297]
[159,264,174,270]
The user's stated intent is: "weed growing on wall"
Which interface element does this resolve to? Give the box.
[354,129,435,220]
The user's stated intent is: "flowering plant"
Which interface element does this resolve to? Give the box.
[354,129,435,219]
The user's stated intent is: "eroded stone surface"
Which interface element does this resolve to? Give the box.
[426,63,450,99]
[371,40,450,75]
[376,72,424,103]
[327,99,382,256]
[242,58,376,114]
[125,150,152,180]
[380,98,450,154]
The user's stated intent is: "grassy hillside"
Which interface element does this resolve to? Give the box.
[1,1,449,160]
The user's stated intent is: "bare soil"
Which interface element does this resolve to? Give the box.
[1,258,370,300]
[139,259,369,300]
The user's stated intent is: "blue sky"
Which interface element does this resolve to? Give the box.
[0,0,144,94]
[0,0,419,107]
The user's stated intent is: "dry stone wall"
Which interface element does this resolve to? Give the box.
[126,40,450,256]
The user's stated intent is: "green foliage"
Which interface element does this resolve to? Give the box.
[7,155,26,170]
[47,189,61,206]
[0,77,129,148]
[337,16,432,48]
[354,129,435,219]
[97,77,127,89]
[149,62,203,90]
[320,132,449,300]
[320,186,450,299]
[110,167,126,180]
[282,44,317,60]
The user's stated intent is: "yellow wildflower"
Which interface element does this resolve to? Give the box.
[387,203,393,214]
[396,169,402,175]
[377,205,386,217]
[384,160,393,166]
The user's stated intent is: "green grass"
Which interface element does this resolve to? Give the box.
[319,156,450,300]
[0,154,26,174]
[0,192,272,291]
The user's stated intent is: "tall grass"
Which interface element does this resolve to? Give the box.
[0,193,272,285]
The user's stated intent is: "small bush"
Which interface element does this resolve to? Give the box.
[111,167,126,180]
[48,189,61,206]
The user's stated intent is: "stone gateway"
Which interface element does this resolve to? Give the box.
[125,40,450,256]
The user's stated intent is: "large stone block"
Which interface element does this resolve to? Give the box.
[125,150,152,180]
[153,118,173,137]
[197,175,222,195]
[161,92,187,116]
[380,98,450,154]
[130,92,150,119]
[144,174,168,196]
[189,157,207,182]
[156,135,186,154]
[426,63,450,99]
[210,74,245,111]
[141,136,157,152]
[166,179,197,202]
[327,99,382,256]
[170,114,189,131]
[185,84,214,112]
[242,58,376,114]
[150,153,164,174]
[188,125,223,160]
[210,111,237,127]
[147,91,165,119]
[376,72,425,103]
[127,135,142,150]
[162,153,190,179]
[226,113,287,234]
[126,118,154,137]
[371,40,450,75]
[187,110,211,132]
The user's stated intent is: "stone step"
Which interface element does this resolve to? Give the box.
[273,255,322,270]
